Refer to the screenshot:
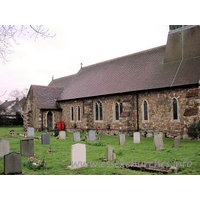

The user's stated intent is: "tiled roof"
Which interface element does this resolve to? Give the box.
[48,74,75,87]
[58,46,167,100]
[31,85,63,109]
[0,100,15,111]
[33,26,200,103]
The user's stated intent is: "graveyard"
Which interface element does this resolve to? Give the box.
[0,126,200,175]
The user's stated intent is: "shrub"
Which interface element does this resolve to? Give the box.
[23,157,46,171]
[187,120,200,140]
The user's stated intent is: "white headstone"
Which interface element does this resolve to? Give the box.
[134,132,140,144]
[107,147,113,161]
[119,134,125,145]
[154,133,164,151]
[88,130,96,141]
[59,131,66,140]
[68,143,87,169]
[73,132,81,142]
[27,127,34,138]
[0,138,10,158]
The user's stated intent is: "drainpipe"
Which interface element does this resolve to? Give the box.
[41,110,43,131]
[136,93,139,131]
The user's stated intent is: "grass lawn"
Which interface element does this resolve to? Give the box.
[0,126,200,175]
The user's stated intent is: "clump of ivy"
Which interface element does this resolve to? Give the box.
[187,120,200,140]
[56,102,61,109]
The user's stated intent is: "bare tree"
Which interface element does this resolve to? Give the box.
[8,88,28,101]
[0,25,56,63]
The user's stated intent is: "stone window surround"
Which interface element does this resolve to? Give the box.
[77,106,81,122]
[142,99,149,123]
[171,97,180,122]
[94,100,103,121]
[70,106,74,122]
[114,99,123,122]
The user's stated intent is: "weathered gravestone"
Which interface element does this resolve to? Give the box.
[154,133,164,151]
[88,130,96,141]
[133,132,140,144]
[59,131,66,140]
[119,134,125,145]
[20,139,34,156]
[73,132,81,142]
[67,143,87,169]
[0,138,10,158]
[183,128,189,140]
[4,152,22,175]
[41,133,50,145]
[146,129,154,137]
[172,137,180,148]
[107,147,116,161]
[27,127,34,138]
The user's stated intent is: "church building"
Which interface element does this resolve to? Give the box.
[23,25,200,138]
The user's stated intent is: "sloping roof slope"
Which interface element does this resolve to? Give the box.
[48,74,75,87]
[32,85,63,109]
[58,46,169,100]
[57,44,200,101]
[0,100,15,111]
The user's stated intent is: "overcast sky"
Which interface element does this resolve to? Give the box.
[0,1,195,102]
[0,24,169,101]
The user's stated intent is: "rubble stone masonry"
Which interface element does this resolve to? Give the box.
[59,85,199,137]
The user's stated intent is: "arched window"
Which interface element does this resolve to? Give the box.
[115,99,123,120]
[95,101,103,121]
[144,100,148,121]
[71,107,74,121]
[47,111,53,130]
[173,98,178,120]
[78,106,81,121]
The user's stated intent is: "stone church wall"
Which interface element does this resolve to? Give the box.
[59,85,199,137]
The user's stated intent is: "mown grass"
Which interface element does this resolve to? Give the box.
[0,126,200,175]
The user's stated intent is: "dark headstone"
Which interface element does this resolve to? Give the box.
[20,139,34,156]
[4,152,22,175]
[41,133,50,145]
[55,129,59,137]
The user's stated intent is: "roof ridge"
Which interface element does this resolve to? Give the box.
[32,85,63,89]
[51,74,76,81]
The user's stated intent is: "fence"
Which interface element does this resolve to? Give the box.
[0,113,23,126]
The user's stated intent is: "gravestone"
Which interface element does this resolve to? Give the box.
[119,134,125,145]
[88,130,96,141]
[20,139,34,156]
[55,129,59,137]
[154,133,164,151]
[59,131,66,140]
[183,128,189,140]
[107,147,116,161]
[41,133,50,145]
[172,137,180,148]
[27,127,34,138]
[67,143,87,169]
[146,129,154,137]
[73,132,81,142]
[0,138,10,158]
[4,152,22,175]
[133,132,140,144]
